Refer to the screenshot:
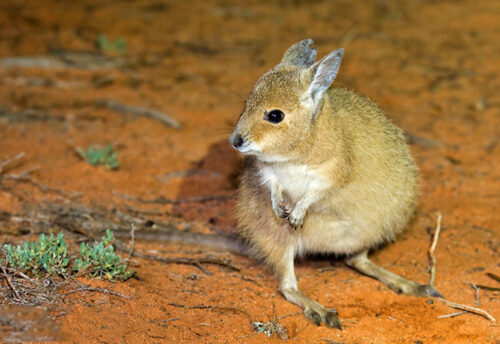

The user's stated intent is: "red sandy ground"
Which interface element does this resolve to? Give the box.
[0,0,498,343]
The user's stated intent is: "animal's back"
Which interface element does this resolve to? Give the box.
[323,87,418,247]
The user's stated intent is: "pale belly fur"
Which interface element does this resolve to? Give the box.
[258,162,328,203]
[258,162,372,256]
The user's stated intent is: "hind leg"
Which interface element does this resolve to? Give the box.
[276,245,342,329]
[345,250,442,297]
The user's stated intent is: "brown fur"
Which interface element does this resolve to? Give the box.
[237,87,418,256]
[230,39,439,328]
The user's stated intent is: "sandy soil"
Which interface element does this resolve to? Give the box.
[0,0,498,343]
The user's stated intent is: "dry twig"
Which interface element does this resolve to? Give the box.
[438,283,479,319]
[63,286,131,299]
[113,191,232,205]
[96,98,181,129]
[476,285,500,291]
[438,297,496,322]
[486,272,500,283]
[167,301,252,323]
[0,51,131,70]
[51,312,68,319]
[251,303,289,340]
[428,213,442,288]
[427,214,496,323]
[0,258,133,305]
[278,311,302,320]
[1,265,22,301]
[0,152,25,175]
[3,266,40,286]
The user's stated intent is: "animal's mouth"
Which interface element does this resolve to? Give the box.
[236,142,251,153]
[235,142,259,155]
[229,132,259,154]
[229,135,289,161]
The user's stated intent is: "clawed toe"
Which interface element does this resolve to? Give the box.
[324,309,342,330]
[287,213,304,229]
[278,205,290,218]
[304,307,342,329]
[304,309,322,326]
[272,203,291,219]
[390,281,443,298]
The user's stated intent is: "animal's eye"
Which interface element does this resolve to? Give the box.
[265,109,284,124]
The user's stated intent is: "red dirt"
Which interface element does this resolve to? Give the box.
[0,0,498,343]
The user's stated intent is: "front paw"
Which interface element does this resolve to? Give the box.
[288,207,305,229]
[272,199,292,219]
[274,204,290,218]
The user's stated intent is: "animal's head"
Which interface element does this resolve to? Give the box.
[229,39,343,162]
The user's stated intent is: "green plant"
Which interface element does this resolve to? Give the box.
[2,233,69,276]
[74,229,134,281]
[77,144,119,170]
[96,34,127,54]
[1,230,133,282]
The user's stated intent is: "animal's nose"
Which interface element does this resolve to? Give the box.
[231,134,244,149]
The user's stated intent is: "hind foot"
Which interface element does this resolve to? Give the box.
[389,280,442,298]
[346,250,443,299]
[304,304,342,329]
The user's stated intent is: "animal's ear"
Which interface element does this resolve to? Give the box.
[280,39,317,68]
[302,48,343,108]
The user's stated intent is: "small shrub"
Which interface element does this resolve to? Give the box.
[74,229,134,281]
[77,144,119,170]
[96,34,127,54]
[1,230,133,282]
[2,233,69,276]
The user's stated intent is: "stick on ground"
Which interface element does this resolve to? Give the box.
[167,302,252,323]
[438,297,496,322]
[1,265,22,301]
[0,152,25,175]
[427,214,496,323]
[438,283,479,319]
[112,191,232,205]
[63,286,131,299]
[428,213,442,288]
[96,98,181,129]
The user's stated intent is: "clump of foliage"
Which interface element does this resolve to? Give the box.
[1,230,133,282]
[77,144,119,170]
[2,233,69,276]
[74,229,134,281]
[96,34,127,54]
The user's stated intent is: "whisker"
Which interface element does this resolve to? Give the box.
[224,88,246,102]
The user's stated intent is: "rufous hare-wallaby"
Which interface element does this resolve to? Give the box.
[229,39,441,329]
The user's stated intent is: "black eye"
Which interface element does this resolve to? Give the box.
[265,109,284,124]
